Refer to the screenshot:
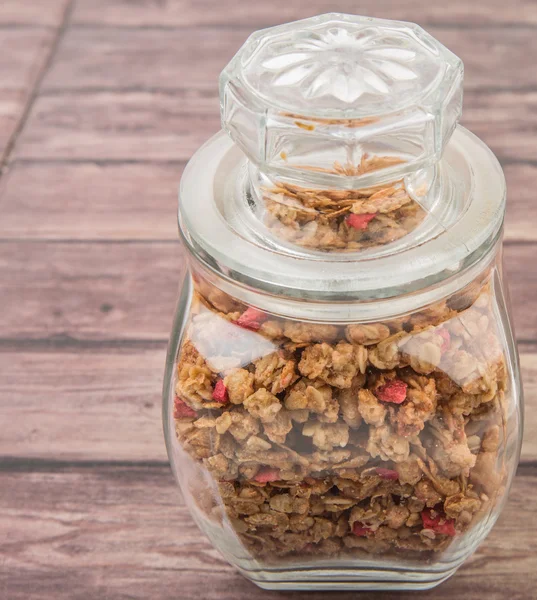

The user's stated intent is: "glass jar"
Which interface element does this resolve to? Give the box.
[162,14,523,591]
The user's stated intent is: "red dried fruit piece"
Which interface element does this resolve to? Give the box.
[352,522,373,537]
[173,396,197,419]
[212,379,229,403]
[437,328,451,352]
[236,307,267,331]
[375,379,408,404]
[375,467,399,480]
[421,507,456,537]
[253,466,280,483]
[346,213,376,230]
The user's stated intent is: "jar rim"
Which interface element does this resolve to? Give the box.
[178,126,505,303]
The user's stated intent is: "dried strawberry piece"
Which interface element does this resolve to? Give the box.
[346,213,376,230]
[173,396,197,419]
[352,522,373,537]
[212,379,229,403]
[375,379,408,404]
[253,466,280,483]
[437,328,451,352]
[421,507,456,537]
[375,467,399,480]
[236,307,267,331]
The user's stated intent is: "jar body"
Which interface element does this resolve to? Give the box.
[163,253,522,591]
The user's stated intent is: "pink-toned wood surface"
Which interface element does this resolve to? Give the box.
[0,1,535,598]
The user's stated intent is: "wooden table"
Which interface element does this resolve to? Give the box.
[1,1,536,598]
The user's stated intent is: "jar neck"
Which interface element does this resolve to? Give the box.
[248,158,439,208]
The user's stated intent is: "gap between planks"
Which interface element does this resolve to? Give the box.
[0,23,58,31]
[0,456,535,474]
[0,336,169,351]
[0,238,532,246]
[6,157,537,167]
[0,456,170,471]
[65,21,537,31]
[33,85,537,97]
[0,339,534,353]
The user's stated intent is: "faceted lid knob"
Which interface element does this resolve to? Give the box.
[220,13,463,186]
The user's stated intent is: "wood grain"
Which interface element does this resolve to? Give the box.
[461,91,537,163]
[0,349,534,462]
[0,160,531,243]
[0,0,69,27]
[12,89,536,163]
[14,90,220,162]
[1,464,536,600]
[504,244,537,343]
[504,163,537,242]
[0,242,534,342]
[0,91,26,164]
[1,3,535,598]
[42,27,241,93]
[0,162,181,240]
[0,347,168,461]
[71,0,537,27]
[0,27,57,161]
[521,354,537,460]
[0,241,183,342]
[0,29,55,90]
[40,27,537,93]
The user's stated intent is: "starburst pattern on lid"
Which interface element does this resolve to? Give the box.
[261,26,421,105]
[230,15,460,117]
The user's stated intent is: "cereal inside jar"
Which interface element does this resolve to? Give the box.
[164,13,523,591]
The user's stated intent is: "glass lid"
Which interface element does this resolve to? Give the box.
[220,13,463,188]
[179,14,505,303]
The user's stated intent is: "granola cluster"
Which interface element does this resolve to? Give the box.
[261,155,426,252]
[173,274,508,561]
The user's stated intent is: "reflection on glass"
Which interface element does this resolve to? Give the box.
[169,269,516,565]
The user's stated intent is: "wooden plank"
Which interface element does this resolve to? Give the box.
[0,162,181,240]
[0,0,69,27]
[0,91,25,164]
[0,28,57,161]
[504,164,537,243]
[500,245,535,343]
[0,464,536,600]
[0,160,532,242]
[12,89,534,163]
[14,90,220,162]
[521,353,537,462]
[71,0,537,27]
[1,6,533,600]
[0,347,168,461]
[0,348,533,462]
[0,160,532,243]
[461,91,537,163]
[40,27,537,93]
[0,242,183,342]
[42,28,240,93]
[0,241,533,342]
[0,29,55,90]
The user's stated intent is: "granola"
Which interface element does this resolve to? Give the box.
[172,272,509,563]
[261,155,426,252]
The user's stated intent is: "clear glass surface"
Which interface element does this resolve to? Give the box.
[221,13,463,186]
[220,14,463,253]
[163,261,522,590]
[163,12,523,591]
